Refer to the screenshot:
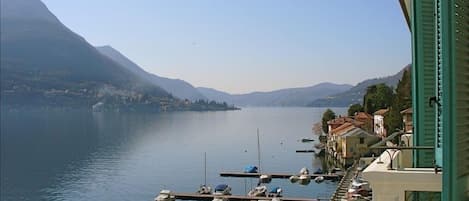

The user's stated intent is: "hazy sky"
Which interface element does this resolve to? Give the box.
[42,0,411,94]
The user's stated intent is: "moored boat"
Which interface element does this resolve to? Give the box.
[155,190,176,201]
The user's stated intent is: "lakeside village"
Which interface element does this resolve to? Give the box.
[152,0,469,199]
[152,70,416,201]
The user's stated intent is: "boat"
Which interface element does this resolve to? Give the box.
[244,165,258,173]
[314,176,324,183]
[313,168,323,174]
[213,184,231,195]
[212,197,229,201]
[298,174,311,185]
[347,178,372,199]
[248,185,267,197]
[301,138,315,142]
[299,167,309,175]
[197,184,212,195]
[197,152,212,194]
[351,178,371,191]
[289,175,299,183]
[259,174,272,183]
[267,187,283,197]
[155,190,175,201]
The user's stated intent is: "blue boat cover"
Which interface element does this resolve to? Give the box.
[314,168,323,174]
[269,187,281,193]
[215,184,228,192]
[243,165,258,173]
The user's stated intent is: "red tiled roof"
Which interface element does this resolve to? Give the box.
[355,112,373,119]
[330,122,357,136]
[374,109,389,115]
[400,107,413,114]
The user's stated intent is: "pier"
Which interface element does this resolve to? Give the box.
[171,192,327,201]
[295,149,315,153]
[219,172,342,180]
[329,162,359,200]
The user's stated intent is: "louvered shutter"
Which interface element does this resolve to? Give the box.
[434,0,443,168]
[412,0,437,167]
[441,0,469,200]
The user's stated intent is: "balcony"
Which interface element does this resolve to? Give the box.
[362,142,442,201]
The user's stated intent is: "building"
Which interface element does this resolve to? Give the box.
[373,108,389,138]
[327,122,380,167]
[339,127,380,166]
[354,112,374,133]
[400,107,413,133]
[363,0,469,200]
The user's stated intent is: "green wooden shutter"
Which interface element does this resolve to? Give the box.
[434,0,443,167]
[441,0,469,200]
[412,0,436,167]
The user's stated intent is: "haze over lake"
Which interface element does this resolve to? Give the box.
[1,107,346,201]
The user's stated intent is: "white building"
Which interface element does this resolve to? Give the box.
[373,108,389,139]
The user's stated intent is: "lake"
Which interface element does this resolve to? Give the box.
[1,107,346,201]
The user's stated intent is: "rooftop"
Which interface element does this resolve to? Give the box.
[374,108,389,115]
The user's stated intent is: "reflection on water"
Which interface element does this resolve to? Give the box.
[1,107,346,201]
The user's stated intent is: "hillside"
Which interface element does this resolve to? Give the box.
[96,46,206,101]
[0,0,234,111]
[308,64,411,107]
[197,82,353,107]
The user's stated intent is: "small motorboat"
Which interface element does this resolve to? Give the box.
[197,184,212,194]
[314,176,325,183]
[301,138,315,142]
[289,175,299,183]
[244,165,258,173]
[313,168,323,174]
[259,174,272,183]
[299,167,309,175]
[155,190,175,201]
[212,197,228,201]
[248,185,267,197]
[298,174,311,185]
[267,187,283,197]
[213,184,231,195]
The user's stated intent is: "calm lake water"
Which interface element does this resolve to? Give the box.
[1,107,346,201]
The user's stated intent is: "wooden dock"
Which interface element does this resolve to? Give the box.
[296,150,315,153]
[172,192,327,201]
[219,172,342,180]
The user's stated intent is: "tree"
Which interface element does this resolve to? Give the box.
[321,109,336,133]
[348,103,364,116]
[312,122,323,135]
[363,83,394,114]
[385,68,412,133]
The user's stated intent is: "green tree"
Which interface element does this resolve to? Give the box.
[385,68,412,133]
[363,83,394,114]
[321,109,336,133]
[348,103,364,116]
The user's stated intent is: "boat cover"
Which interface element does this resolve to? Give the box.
[269,187,281,194]
[243,165,258,173]
[314,168,323,174]
[215,184,228,192]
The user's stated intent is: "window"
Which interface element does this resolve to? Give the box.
[405,191,441,201]
[359,137,365,144]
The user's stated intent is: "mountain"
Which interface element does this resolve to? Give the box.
[308,64,411,107]
[197,82,353,106]
[96,46,206,101]
[0,0,176,110]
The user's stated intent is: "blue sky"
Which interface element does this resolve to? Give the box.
[42,0,411,94]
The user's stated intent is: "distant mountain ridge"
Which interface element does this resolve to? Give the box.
[197,82,353,106]
[1,0,219,111]
[308,64,411,107]
[96,46,206,101]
